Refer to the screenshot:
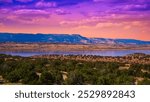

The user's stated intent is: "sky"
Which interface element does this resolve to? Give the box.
[0,0,150,40]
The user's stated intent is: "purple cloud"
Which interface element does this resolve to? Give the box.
[15,0,34,3]
[93,0,129,3]
[43,0,92,6]
[55,9,71,15]
[124,4,150,11]
[35,1,57,8]
[14,9,50,15]
[0,0,12,3]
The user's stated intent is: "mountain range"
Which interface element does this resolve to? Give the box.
[0,33,150,45]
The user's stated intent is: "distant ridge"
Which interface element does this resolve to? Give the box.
[0,32,150,45]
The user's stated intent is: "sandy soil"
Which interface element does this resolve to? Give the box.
[0,43,150,52]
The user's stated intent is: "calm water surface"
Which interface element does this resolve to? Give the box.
[0,50,150,57]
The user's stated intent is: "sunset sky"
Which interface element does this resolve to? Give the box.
[0,0,150,40]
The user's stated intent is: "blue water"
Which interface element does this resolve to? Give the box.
[0,50,150,57]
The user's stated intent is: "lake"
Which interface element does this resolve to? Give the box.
[0,50,150,57]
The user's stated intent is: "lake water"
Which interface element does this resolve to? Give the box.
[0,50,150,57]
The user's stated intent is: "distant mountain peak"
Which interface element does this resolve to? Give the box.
[0,32,150,45]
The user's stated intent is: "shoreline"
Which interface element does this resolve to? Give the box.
[0,43,150,52]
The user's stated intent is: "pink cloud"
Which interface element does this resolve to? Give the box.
[0,22,4,26]
[5,14,48,25]
[96,22,122,28]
